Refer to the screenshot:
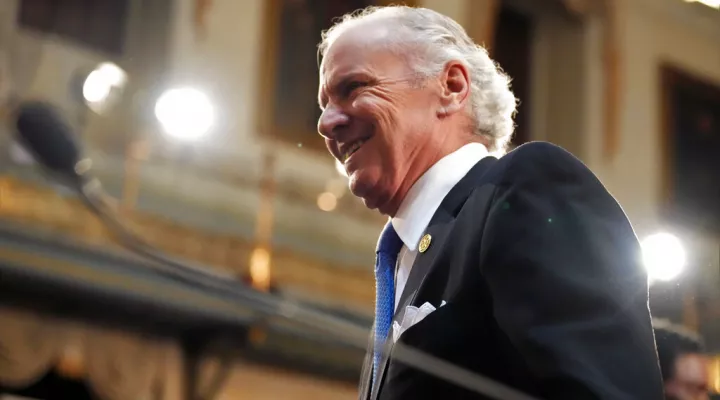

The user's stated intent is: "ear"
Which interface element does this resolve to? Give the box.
[437,61,470,117]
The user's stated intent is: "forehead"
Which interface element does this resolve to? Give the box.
[320,20,409,83]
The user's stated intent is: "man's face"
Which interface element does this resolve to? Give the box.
[317,23,445,215]
[665,353,710,400]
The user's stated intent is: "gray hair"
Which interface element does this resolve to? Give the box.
[318,6,517,153]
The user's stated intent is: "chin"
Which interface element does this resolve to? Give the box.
[348,172,369,197]
[349,171,380,207]
[349,171,394,213]
[357,197,376,211]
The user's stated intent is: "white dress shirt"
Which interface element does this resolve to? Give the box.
[391,143,489,309]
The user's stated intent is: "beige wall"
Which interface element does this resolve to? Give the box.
[162,356,357,400]
[0,0,171,135]
[583,0,720,287]
[217,364,356,400]
[0,0,105,115]
[586,0,720,234]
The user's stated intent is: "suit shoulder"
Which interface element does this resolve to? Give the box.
[505,141,581,165]
[496,141,593,182]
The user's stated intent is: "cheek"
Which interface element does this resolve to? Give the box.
[352,92,432,176]
[353,92,403,128]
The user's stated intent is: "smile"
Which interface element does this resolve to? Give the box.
[342,138,369,162]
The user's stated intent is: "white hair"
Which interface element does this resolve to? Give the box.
[319,6,517,153]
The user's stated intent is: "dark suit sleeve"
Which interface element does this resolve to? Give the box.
[479,143,664,399]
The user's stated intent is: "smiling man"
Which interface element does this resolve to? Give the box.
[317,6,664,400]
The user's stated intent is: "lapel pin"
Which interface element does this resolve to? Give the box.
[418,234,432,253]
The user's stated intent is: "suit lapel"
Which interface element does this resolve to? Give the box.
[395,211,454,311]
[370,156,497,400]
[398,156,497,311]
[371,212,455,400]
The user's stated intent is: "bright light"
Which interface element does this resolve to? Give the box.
[317,192,338,212]
[684,0,720,9]
[249,247,271,292]
[82,62,127,111]
[154,87,214,140]
[641,232,686,283]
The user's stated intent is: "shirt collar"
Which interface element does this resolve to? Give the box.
[391,142,488,251]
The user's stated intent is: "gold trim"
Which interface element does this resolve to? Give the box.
[0,246,250,317]
[602,0,622,161]
[0,176,375,310]
[659,64,675,211]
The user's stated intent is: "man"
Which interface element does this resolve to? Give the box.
[654,320,710,400]
[317,6,664,399]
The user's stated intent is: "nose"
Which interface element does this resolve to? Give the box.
[318,105,349,139]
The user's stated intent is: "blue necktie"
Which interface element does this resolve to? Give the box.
[373,222,404,387]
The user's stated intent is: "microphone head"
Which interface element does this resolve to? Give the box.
[14,101,83,178]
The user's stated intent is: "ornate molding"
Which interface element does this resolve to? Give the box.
[633,0,720,39]
[0,176,374,312]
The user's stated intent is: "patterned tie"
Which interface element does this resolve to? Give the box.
[373,221,404,387]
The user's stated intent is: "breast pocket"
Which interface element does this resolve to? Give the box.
[392,303,477,361]
[383,304,490,399]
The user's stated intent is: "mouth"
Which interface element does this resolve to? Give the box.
[340,137,370,163]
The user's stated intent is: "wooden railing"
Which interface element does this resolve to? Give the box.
[0,176,374,313]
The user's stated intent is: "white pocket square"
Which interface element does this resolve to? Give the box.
[392,301,446,343]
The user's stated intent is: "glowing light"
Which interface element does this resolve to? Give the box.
[317,191,337,212]
[154,87,214,140]
[641,232,686,283]
[56,346,84,378]
[83,71,110,103]
[249,247,271,292]
[82,62,127,112]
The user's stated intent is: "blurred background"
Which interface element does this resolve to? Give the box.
[0,0,717,399]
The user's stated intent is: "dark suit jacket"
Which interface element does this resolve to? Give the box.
[358,142,664,400]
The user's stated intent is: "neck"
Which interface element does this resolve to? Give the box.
[380,132,474,217]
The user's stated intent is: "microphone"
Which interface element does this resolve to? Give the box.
[14,101,86,185]
[10,101,538,400]
[11,101,268,286]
